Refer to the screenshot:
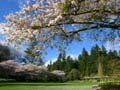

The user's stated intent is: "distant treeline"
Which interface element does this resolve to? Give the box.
[0,44,12,62]
[47,45,120,80]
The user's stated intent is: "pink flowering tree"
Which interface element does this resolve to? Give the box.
[2,0,120,54]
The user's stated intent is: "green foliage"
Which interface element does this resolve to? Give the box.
[107,59,120,80]
[48,44,120,81]
[99,81,120,86]
[0,44,11,62]
[68,69,80,80]
[98,61,103,77]
[24,40,37,63]
[58,0,70,14]
[81,48,90,76]
[99,81,120,90]
[89,45,100,75]
[24,40,44,65]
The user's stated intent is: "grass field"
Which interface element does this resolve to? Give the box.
[0,81,98,90]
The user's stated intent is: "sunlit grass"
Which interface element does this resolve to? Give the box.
[0,81,98,86]
[0,81,98,90]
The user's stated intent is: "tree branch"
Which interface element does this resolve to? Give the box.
[63,8,120,16]
[67,23,120,34]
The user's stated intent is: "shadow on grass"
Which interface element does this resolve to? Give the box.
[0,83,69,86]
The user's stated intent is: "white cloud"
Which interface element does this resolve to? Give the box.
[0,41,7,45]
[0,23,5,34]
[0,24,7,45]
[67,54,78,59]
[45,58,57,66]
[45,54,78,66]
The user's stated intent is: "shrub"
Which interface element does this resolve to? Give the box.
[68,69,80,80]
[99,81,120,90]
[0,60,66,82]
[51,70,67,82]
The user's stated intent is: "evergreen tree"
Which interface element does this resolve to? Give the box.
[90,45,100,75]
[24,40,37,63]
[118,50,120,57]
[47,61,52,71]
[81,48,89,76]
[24,39,44,65]
[101,45,108,75]
[108,50,117,60]
[78,54,84,77]
[101,45,107,56]
[65,56,74,74]
[0,44,12,62]
[47,44,120,80]
[107,59,120,80]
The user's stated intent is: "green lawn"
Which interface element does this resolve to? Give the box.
[0,86,92,90]
[0,81,98,90]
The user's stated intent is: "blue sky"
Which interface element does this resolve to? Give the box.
[0,0,20,22]
[0,0,119,63]
[0,0,19,42]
